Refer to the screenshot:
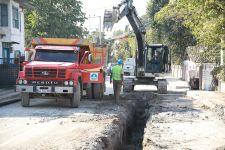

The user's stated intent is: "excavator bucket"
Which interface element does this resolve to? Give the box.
[103,9,119,31]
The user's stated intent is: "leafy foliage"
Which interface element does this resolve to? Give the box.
[187,45,220,63]
[109,25,137,62]
[145,0,225,64]
[25,0,87,45]
[146,0,196,64]
[86,31,107,45]
[112,30,124,37]
[165,0,225,46]
[111,34,136,61]
[212,66,225,81]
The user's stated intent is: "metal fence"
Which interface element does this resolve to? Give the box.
[0,58,20,86]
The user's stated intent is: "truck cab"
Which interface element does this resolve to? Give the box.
[16,38,107,108]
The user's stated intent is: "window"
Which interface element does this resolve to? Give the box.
[12,6,19,29]
[34,50,78,62]
[0,4,8,26]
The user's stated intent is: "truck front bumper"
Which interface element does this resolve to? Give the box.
[16,85,74,94]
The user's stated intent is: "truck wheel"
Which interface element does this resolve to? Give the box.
[86,83,93,99]
[71,82,81,108]
[93,83,103,99]
[21,92,30,107]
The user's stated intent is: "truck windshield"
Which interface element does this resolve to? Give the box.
[34,49,77,62]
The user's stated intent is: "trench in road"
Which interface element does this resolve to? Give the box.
[120,91,187,150]
[124,100,153,150]
[118,91,156,150]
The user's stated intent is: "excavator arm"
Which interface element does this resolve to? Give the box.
[103,0,146,69]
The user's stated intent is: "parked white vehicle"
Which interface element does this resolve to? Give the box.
[123,58,136,76]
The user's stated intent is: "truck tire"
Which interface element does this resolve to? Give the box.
[93,83,103,99]
[21,92,30,107]
[71,82,81,108]
[86,83,93,99]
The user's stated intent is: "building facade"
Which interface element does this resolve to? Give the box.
[0,0,25,63]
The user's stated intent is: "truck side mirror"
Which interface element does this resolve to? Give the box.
[88,54,92,63]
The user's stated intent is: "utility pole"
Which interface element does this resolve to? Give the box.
[88,16,102,45]
[99,16,102,45]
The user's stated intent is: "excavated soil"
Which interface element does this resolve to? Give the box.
[142,93,225,150]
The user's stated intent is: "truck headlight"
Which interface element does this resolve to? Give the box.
[19,80,23,85]
[64,81,69,86]
[69,81,74,86]
[23,80,28,84]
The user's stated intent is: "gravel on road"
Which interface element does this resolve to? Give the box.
[0,99,136,150]
[143,93,225,150]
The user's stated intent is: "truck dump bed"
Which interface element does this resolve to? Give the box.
[32,38,91,47]
[32,38,108,67]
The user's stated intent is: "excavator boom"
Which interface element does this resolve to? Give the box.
[103,0,146,69]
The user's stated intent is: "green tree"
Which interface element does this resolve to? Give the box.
[111,28,136,61]
[25,0,87,45]
[154,0,225,64]
[112,30,124,37]
[154,3,196,64]
[146,0,196,64]
[86,31,107,45]
[158,0,225,46]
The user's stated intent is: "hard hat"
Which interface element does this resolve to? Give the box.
[117,59,123,65]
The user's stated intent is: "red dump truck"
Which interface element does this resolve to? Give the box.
[16,38,108,108]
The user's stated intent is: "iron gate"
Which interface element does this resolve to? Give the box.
[0,58,20,86]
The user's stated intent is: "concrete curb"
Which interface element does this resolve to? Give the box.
[0,90,21,106]
[0,98,21,107]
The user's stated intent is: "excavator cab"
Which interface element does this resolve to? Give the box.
[145,44,170,74]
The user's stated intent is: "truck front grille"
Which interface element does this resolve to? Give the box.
[25,68,66,78]
[33,68,57,78]
[25,68,32,77]
[58,69,66,78]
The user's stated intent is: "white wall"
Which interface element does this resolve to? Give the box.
[0,0,25,59]
[10,0,25,57]
[0,0,11,42]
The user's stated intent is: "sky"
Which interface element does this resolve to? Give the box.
[81,0,148,37]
